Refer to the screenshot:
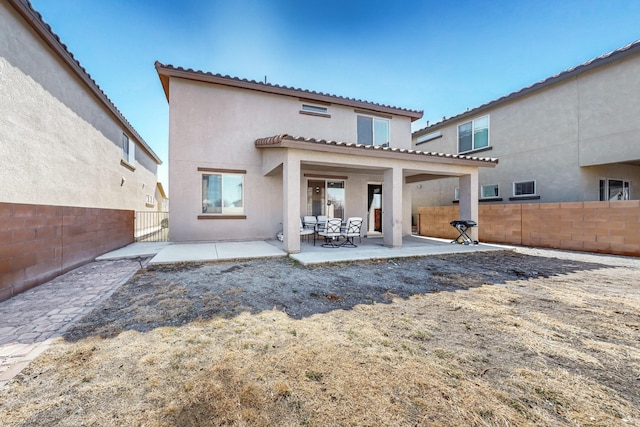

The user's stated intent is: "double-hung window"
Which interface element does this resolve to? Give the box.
[458,115,489,153]
[201,171,244,215]
[357,115,390,146]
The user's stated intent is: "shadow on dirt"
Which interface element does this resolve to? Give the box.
[63,251,607,341]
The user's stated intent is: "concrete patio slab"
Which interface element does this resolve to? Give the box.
[275,235,510,265]
[96,236,510,267]
[96,242,170,260]
[148,241,287,265]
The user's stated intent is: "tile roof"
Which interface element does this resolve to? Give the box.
[155,62,424,121]
[7,0,161,164]
[255,134,498,165]
[414,39,640,135]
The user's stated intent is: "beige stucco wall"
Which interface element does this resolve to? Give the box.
[167,77,421,242]
[0,1,159,211]
[412,51,640,208]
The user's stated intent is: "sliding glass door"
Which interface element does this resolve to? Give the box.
[306,179,345,219]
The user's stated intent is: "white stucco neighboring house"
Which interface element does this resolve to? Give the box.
[156,62,498,253]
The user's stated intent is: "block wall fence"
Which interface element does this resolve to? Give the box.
[0,203,134,302]
[417,201,640,257]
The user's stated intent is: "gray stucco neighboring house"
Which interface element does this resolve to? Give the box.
[412,40,640,208]
[156,62,497,253]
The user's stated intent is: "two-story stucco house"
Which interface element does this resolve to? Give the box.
[156,62,497,253]
[0,0,163,300]
[411,40,640,209]
[0,0,162,211]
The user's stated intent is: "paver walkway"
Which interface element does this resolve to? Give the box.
[0,259,143,388]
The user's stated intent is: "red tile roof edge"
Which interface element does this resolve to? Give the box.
[8,0,162,164]
[414,39,640,135]
[255,134,498,164]
[155,61,424,121]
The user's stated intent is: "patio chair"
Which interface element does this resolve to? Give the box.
[303,215,317,230]
[299,218,315,244]
[315,215,329,237]
[340,217,363,247]
[318,218,342,248]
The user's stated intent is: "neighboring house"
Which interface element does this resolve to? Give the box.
[0,0,162,211]
[0,0,163,300]
[155,182,169,212]
[155,62,497,253]
[411,40,640,208]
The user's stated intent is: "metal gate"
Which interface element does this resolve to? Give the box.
[135,211,169,242]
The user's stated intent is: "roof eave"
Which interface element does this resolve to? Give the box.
[155,62,423,121]
[8,0,162,165]
[256,136,498,168]
[414,39,640,136]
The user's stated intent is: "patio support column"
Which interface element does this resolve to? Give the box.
[283,153,301,254]
[383,167,403,248]
[458,171,479,241]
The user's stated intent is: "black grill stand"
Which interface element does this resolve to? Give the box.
[450,220,478,245]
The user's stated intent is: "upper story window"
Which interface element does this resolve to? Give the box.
[122,133,135,164]
[357,115,390,146]
[302,104,328,114]
[458,115,489,153]
[299,101,330,118]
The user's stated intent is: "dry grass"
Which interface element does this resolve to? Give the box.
[1,259,639,426]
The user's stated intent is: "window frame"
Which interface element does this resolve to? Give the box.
[299,102,331,118]
[458,115,489,154]
[121,133,136,170]
[198,168,246,219]
[512,180,536,197]
[481,184,499,199]
[301,104,328,114]
[599,178,630,201]
[357,114,390,147]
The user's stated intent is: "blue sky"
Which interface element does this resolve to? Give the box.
[30,0,640,193]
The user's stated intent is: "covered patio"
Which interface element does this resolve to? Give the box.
[256,134,498,254]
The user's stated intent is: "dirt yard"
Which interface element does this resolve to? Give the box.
[1,248,639,426]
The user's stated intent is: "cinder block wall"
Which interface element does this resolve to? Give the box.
[0,203,134,301]
[417,200,640,257]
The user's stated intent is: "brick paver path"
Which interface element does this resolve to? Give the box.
[0,259,142,388]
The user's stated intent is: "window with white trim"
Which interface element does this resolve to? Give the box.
[302,104,328,114]
[357,115,390,146]
[458,115,489,153]
[599,179,630,201]
[481,184,499,199]
[122,133,135,164]
[201,173,244,214]
[513,180,536,197]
